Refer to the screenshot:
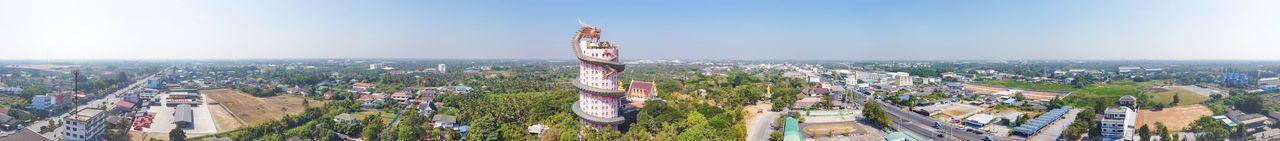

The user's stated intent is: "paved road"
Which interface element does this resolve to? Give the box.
[851,91,1018,141]
[746,107,783,141]
[26,68,164,140]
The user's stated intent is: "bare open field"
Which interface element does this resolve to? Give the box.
[209,104,244,131]
[202,88,323,125]
[1138,104,1213,132]
[803,123,858,135]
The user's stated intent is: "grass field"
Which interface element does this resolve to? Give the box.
[974,80,1077,91]
[1148,87,1210,106]
[356,110,398,124]
[202,88,324,125]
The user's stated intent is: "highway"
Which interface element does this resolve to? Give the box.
[27,68,165,140]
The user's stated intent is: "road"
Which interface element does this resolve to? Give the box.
[26,68,165,140]
[746,107,783,141]
[851,90,1018,141]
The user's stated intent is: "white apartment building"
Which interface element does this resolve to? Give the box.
[1101,107,1137,141]
[62,108,106,141]
[438,64,447,73]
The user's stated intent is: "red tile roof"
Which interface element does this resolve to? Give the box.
[353,83,375,87]
[115,100,136,108]
[357,95,376,101]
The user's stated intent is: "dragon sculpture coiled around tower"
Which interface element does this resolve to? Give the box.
[570,20,627,129]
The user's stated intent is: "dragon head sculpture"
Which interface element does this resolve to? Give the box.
[579,20,602,39]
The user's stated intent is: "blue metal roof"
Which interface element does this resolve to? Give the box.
[1014,106,1072,135]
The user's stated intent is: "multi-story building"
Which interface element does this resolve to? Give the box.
[1101,107,1136,141]
[571,22,627,130]
[62,108,106,141]
[438,64,447,73]
[1223,73,1249,87]
[31,94,51,111]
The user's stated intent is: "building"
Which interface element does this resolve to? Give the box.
[62,108,106,141]
[1118,67,1142,73]
[174,104,194,128]
[784,117,801,141]
[438,64,447,73]
[527,124,550,136]
[31,94,51,111]
[965,113,997,127]
[1223,73,1249,87]
[1101,107,1137,141]
[334,113,359,124]
[625,81,658,101]
[114,100,136,112]
[571,22,627,130]
[1260,77,1280,85]
[0,128,51,141]
[1229,110,1274,130]
[0,114,17,130]
[352,83,375,91]
[432,115,457,128]
[390,92,412,102]
[1118,95,1137,108]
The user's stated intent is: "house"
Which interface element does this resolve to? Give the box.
[626,81,658,101]
[1118,95,1137,107]
[419,89,438,97]
[390,92,412,102]
[353,83,375,91]
[528,123,550,136]
[0,114,17,130]
[432,115,457,128]
[334,113,359,124]
[1229,110,1274,130]
[417,102,434,117]
[323,91,335,100]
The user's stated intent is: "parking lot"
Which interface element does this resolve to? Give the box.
[136,94,218,138]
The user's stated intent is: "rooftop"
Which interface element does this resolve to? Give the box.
[69,108,105,121]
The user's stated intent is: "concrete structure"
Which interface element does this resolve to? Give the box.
[1101,107,1136,141]
[625,81,657,101]
[1260,77,1280,85]
[62,108,106,141]
[438,64,447,73]
[31,94,51,111]
[1223,73,1249,86]
[570,21,628,130]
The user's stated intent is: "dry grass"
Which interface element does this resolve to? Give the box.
[802,123,858,135]
[1138,104,1213,132]
[201,88,324,125]
[208,104,244,132]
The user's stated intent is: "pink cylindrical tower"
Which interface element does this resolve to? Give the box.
[570,22,627,130]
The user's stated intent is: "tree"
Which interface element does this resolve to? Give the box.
[1171,93,1181,105]
[1156,122,1171,141]
[770,131,783,140]
[863,101,893,128]
[169,128,186,141]
[1139,124,1151,141]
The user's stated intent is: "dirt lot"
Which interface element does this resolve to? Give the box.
[202,88,323,125]
[1138,105,1213,132]
[803,123,858,135]
[209,104,244,131]
[941,104,984,118]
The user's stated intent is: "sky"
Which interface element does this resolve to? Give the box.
[1,0,1278,60]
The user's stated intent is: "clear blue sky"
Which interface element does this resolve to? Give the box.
[2,0,1277,60]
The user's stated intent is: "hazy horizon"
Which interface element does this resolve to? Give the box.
[2,0,1278,60]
